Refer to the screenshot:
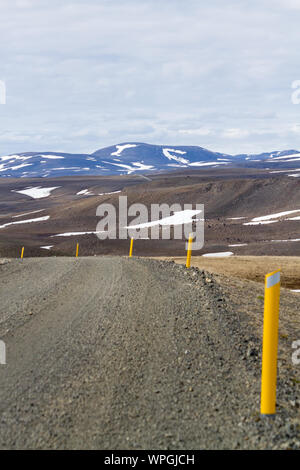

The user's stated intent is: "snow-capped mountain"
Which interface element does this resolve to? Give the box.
[1,143,300,178]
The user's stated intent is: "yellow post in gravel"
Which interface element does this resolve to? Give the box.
[260,269,281,416]
[186,234,193,268]
[129,238,134,257]
[76,243,79,258]
[20,247,24,259]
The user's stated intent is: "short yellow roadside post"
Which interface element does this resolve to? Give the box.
[260,269,281,416]
[186,234,193,268]
[20,247,24,259]
[76,243,79,258]
[129,238,134,257]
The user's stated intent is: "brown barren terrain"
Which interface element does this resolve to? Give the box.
[0,168,299,258]
[154,255,300,290]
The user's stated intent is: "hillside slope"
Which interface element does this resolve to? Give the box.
[1,143,300,177]
[0,168,299,257]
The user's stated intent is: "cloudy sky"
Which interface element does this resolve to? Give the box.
[1,0,300,155]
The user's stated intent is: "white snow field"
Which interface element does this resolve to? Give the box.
[189,161,229,167]
[125,209,202,229]
[10,163,33,171]
[202,252,233,257]
[111,144,137,157]
[103,161,154,174]
[228,244,248,247]
[243,220,278,226]
[52,231,105,237]
[271,239,300,242]
[269,169,300,174]
[12,209,45,218]
[162,149,230,167]
[76,189,94,196]
[267,153,300,161]
[12,186,60,199]
[162,149,189,164]
[243,209,300,225]
[98,190,121,196]
[0,216,50,229]
[0,154,33,162]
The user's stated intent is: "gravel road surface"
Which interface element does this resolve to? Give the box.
[0,257,299,449]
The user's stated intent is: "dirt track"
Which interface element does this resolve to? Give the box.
[0,257,299,449]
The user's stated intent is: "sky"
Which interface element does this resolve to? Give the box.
[1,0,300,156]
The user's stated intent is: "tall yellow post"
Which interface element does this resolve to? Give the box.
[129,238,134,257]
[186,234,193,268]
[20,247,24,259]
[260,269,281,416]
[76,243,79,258]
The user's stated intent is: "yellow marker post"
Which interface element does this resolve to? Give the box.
[186,234,193,268]
[129,238,134,257]
[260,269,281,416]
[20,247,24,259]
[76,243,79,258]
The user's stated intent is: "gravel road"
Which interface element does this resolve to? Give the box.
[0,257,299,449]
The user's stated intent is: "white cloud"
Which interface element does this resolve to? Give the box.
[1,1,300,154]
[179,128,211,136]
[16,0,34,7]
[222,128,250,139]
[291,124,300,134]
[275,0,300,9]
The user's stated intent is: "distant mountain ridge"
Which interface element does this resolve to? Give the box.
[1,142,300,178]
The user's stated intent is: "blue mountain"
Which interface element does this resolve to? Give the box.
[0,143,299,178]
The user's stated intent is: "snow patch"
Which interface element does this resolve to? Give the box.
[10,163,33,171]
[271,238,300,242]
[243,220,278,226]
[251,210,300,222]
[202,252,233,257]
[111,144,137,157]
[98,190,121,196]
[13,209,45,218]
[268,153,300,160]
[125,209,202,229]
[0,216,50,229]
[228,243,248,247]
[0,154,33,162]
[189,161,229,167]
[76,189,94,196]
[162,148,189,164]
[104,161,154,174]
[52,231,104,237]
[12,186,60,199]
